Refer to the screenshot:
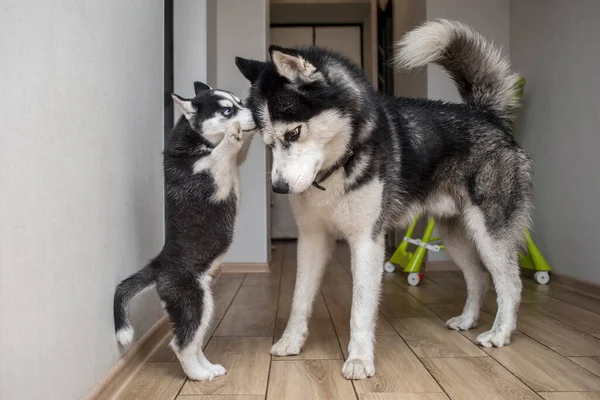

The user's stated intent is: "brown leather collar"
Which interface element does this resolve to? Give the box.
[311,150,354,191]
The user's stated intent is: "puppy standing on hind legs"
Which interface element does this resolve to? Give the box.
[113,81,256,381]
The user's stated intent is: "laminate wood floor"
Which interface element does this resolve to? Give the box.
[116,242,600,400]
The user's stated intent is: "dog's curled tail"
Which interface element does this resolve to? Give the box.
[113,263,156,346]
[393,19,520,117]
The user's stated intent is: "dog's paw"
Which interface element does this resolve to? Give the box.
[476,329,511,348]
[271,336,303,357]
[226,123,242,148]
[185,365,218,381]
[446,314,478,331]
[342,358,375,380]
[204,363,227,378]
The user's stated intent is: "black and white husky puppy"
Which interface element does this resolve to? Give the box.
[236,20,532,380]
[113,82,256,381]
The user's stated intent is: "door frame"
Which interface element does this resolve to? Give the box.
[270,23,364,68]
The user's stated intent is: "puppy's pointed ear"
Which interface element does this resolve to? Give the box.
[171,94,196,120]
[194,81,211,95]
[269,45,319,82]
[235,57,266,84]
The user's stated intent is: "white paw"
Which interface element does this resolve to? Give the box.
[476,329,511,348]
[446,314,477,331]
[271,336,303,357]
[204,363,227,378]
[185,365,217,381]
[342,358,375,380]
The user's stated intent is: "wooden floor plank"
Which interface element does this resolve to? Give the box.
[273,318,343,360]
[390,318,487,358]
[116,362,186,400]
[570,357,600,377]
[359,394,450,400]
[267,360,357,400]
[213,276,245,320]
[518,313,600,356]
[524,280,600,315]
[277,291,330,319]
[538,393,600,400]
[214,305,276,337]
[483,332,600,392]
[524,297,600,338]
[379,291,438,319]
[321,259,353,287]
[176,396,264,400]
[404,281,465,305]
[321,284,353,308]
[421,357,541,400]
[180,337,272,396]
[344,335,443,394]
[230,285,279,307]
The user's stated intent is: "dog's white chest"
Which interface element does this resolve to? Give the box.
[291,172,383,239]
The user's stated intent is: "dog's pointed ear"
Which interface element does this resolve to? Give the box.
[269,45,319,82]
[171,93,196,120]
[235,57,266,84]
[194,81,211,95]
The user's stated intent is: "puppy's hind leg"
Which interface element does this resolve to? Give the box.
[160,274,224,381]
[436,217,488,331]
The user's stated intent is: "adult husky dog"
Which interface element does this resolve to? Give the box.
[236,20,532,380]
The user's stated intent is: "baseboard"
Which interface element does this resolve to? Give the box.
[425,261,459,272]
[84,316,170,400]
[552,272,600,300]
[221,262,270,274]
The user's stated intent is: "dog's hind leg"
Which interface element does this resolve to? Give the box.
[436,217,488,331]
[463,206,522,348]
[342,232,385,380]
[160,274,225,381]
[271,220,335,357]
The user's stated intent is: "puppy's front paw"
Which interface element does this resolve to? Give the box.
[226,122,242,149]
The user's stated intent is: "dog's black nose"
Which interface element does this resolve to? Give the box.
[272,180,290,194]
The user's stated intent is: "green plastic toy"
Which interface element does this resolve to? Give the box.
[383,77,552,286]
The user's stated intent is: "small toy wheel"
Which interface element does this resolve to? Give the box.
[534,271,550,285]
[407,273,422,286]
[384,262,396,273]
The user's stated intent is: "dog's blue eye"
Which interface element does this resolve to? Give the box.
[222,108,233,117]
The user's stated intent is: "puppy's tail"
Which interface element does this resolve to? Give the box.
[393,19,520,119]
[113,263,156,346]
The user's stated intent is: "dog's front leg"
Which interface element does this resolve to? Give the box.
[343,232,385,380]
[271,221,334,356]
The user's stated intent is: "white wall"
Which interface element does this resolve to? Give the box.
[216,0,270,264]
[0,1,165,399]
[510,0,600,284]
[426,0,510,102]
